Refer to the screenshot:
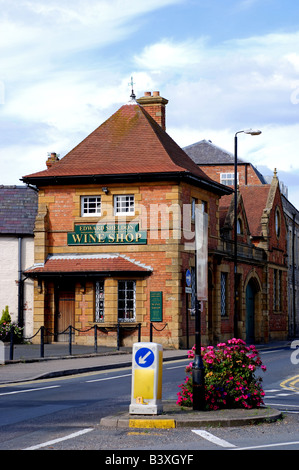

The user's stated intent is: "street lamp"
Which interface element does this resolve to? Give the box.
[233,129,262,339]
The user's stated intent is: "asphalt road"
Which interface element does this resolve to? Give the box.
[0,346,298,452]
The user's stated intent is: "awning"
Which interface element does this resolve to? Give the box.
[25,253,153,277]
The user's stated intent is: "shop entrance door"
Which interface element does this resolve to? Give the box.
[57,288,75,341]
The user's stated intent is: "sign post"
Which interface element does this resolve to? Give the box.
[192,207,208,411]
[129,342,163,415]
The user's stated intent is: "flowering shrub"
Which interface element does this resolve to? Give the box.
[0,322,23,342]
[177,338,267,410]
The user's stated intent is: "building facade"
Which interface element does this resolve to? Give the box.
[0,185,38,338]
[185,140,290,343]
[22,94,231,349]
[282,195,299,338]
[20,94,292,348]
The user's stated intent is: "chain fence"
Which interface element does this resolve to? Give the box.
[4,322,168,361]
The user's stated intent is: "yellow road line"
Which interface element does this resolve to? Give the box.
[280,375,299,392]
[129,419,176,429]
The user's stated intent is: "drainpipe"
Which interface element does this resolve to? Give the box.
[292,213,296,337]
[18,237,24,330]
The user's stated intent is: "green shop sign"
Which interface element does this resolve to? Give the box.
[67,223,147,246]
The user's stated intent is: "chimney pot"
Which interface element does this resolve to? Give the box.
[144,91,152,96]
[153,91,160,97]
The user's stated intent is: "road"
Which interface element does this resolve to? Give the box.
[0,345,298,452]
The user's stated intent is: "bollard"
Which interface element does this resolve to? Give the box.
[94,325,98,353]
[69,326,72,355]
[9,327,14,360]
[129,342,163,415]
[40,326,45,358]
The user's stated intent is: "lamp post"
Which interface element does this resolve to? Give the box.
[233,129,261,339]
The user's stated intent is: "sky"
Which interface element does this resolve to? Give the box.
[1,0,299,208]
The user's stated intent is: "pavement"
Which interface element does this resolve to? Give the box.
[0,341,290,428]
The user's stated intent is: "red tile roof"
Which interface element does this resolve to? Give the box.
[239,185,270,236]
[25,254,153,275]
[22,104,213,182]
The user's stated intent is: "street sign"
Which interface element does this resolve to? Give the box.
[186,269,191,287]
[135,347,155,368]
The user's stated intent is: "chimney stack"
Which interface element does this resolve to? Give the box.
[46,152,59,169]
[137,91,168,131]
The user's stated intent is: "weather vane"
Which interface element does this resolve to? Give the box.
[129,76,136,100]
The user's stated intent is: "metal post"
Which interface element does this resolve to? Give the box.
[69,326,72,355]
[9,326,14,361]
[150,322,153,342]
[117,322,120,350]
[40,326,44,358]
[234,134,238,338]
[192,299,205,410]
[138,323,141,342]
[94,325,98,353]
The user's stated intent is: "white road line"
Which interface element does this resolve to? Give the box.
[260,350,281,354]
[85,373,131,383]
[192,430,236,448]
[0,385,60,396]
[23,428,93,450]
[165,365,186,370]
[233,440,299,450]
[263,402,299,408]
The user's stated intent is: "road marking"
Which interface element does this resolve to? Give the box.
[260,350,281,354]
[85,373,131,383]
[192,430,236,448]
[0,385,60,396]
[165,365,186,370]
[233,440,299,450]
[280,375,299,392]
[263,402,299,408]
[129,419,176,429]
[23,428,93,450]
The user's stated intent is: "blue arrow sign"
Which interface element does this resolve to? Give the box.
[135,347,155,368]
[186,269,191,287]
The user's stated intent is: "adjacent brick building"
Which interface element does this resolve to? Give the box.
[185,140,290,343]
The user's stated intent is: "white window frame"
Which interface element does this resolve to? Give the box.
[114,195,135,216]
[81,196,101,217]
[220,172,239,186]
[95,280,104,322]
[118,280,136,322]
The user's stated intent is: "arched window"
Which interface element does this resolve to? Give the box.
[237,217,243,235]
[275,208,281,238]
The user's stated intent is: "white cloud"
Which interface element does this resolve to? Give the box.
[134,38,206,70]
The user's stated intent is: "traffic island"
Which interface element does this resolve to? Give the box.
[99,401,282,429]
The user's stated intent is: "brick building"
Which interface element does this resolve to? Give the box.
[20,93,290,347]
[184,140,289,342]
[22,93,232,349]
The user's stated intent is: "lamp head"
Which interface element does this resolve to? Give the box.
[243,129,262,136]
